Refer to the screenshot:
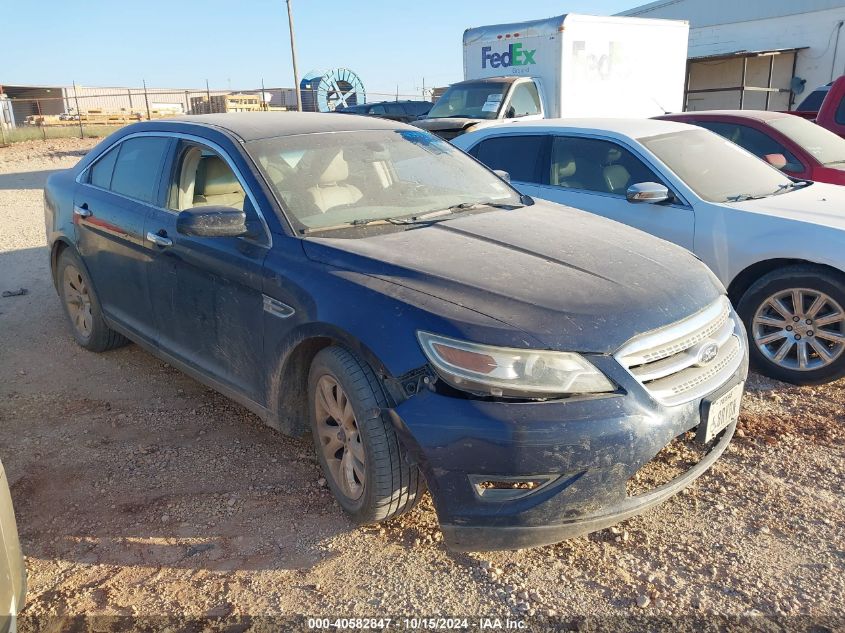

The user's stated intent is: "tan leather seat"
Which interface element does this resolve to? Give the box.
[306,152,363,213]
[551,149,584,189]
[193,156,245,210]
[603,164,631,195]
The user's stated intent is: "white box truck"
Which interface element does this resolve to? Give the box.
[415,14,689,140]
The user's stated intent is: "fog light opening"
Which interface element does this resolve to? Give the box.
[469,475,556,501]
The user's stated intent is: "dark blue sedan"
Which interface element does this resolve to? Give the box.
[43,113,748,551]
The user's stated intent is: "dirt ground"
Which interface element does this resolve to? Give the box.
[1,138,844,631]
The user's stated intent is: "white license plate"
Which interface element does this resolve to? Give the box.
[698,382,744,443]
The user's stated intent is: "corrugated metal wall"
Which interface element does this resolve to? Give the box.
[618,0,845,109]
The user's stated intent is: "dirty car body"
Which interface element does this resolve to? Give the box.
[44,113,747,551]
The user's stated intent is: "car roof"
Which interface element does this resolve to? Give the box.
[133,112,414,141]
[461,117,696,140]
[662,110,793,122]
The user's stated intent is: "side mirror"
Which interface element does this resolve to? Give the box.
[626,182,671,204]
[764,153,788,170]
[176,206,247,238]
[493,169,511,183]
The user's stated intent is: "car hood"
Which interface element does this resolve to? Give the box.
[729,181,845,229]
[302,202,724,354]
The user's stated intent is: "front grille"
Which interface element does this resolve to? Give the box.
[615,296,744,406]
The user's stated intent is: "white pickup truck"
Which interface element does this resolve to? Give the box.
[415,13,689,140]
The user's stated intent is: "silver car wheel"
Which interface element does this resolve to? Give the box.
[314,374,366,501]
[62,264,93,339]
[752,288,845,371]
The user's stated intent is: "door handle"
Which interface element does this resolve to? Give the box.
[73,204,92,218]
[146,231,173,247]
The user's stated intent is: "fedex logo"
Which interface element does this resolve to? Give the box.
[481,43,536,69]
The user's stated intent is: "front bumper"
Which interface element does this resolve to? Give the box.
[388,352,748,552]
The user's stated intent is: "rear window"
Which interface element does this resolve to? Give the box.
[795,88,828,112]
[405,102,432,116]
[89,146,119,189]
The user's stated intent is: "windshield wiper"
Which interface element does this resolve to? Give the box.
[390,201,525,225]
[725,193,767,202]
[302,201,525,234]
[825,159,845,166]
[300,217,396,235]
[771,180,812,195]
[725,180,811,202]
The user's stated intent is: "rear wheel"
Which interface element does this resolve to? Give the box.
[738,265,845,384]
[57,250,129,352]
[308,346,424,524]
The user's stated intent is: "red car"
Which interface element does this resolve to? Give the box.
[656,110,845,186]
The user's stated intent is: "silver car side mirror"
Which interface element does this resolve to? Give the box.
[626,182,671,204]
[493,169,511,183]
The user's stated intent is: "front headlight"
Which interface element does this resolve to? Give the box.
[417,331,614,399]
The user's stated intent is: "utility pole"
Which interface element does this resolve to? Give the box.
[286,0,303,112]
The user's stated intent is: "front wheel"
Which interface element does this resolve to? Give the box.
[738,265,845,384]
[308,346,424,524]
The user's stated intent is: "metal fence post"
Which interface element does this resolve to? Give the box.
[35,99,46,141]
[143,79,151,120]
[72,81,84,139]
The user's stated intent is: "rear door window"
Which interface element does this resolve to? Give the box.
[108,137,170,204]
[471,135,546,183]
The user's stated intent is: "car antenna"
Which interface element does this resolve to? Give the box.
[652,97,669,115]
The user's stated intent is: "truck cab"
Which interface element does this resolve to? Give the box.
[414,77,545,140]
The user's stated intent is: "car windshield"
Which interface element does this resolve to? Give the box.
[640,129,794,203]
[247,129,520,232]
[768,115,845,167]
[426,82,509,120]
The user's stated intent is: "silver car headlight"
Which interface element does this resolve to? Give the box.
[417,331,614,398]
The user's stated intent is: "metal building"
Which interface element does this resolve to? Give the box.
[618,0,845,110]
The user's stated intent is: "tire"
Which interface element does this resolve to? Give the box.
[308,346,424,524]
[737,265,845,385]
[56,249,129,352]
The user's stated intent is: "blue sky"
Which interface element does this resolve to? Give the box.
[7,0,640,97]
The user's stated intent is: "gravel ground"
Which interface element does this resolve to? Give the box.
[1,138,844,631]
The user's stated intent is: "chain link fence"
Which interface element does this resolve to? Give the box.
[0,84,432,145]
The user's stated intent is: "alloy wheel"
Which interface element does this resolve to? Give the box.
[752,288,845,371]
[314,374,366,500]
[62,265,93,339]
